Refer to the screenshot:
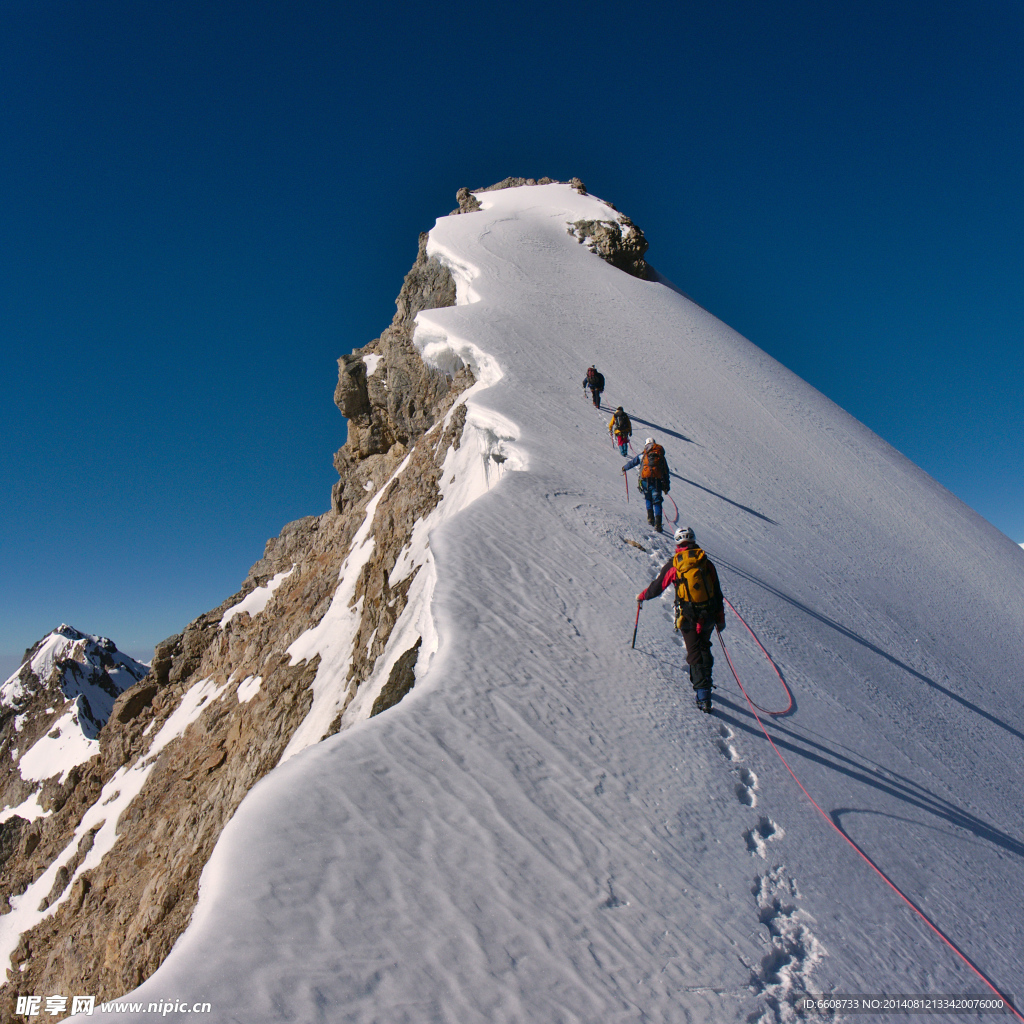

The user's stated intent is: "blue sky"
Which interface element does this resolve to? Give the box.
[2,0,1022,672]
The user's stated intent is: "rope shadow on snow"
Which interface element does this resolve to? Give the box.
[830,806,1022,863]
[715,560,1024,748]
[628,415,698,446]
[710,698,1024,862]
[669,473,778,525]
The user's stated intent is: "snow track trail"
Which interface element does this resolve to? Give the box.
[96,184,1024,1023]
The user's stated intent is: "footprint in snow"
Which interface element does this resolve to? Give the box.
[748,865,830,1022]
[735,767,758,806]
[744,816,783,858]
[715,725,739,761]
[710,720,742,765]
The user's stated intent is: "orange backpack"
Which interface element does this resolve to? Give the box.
[640,443,665,480]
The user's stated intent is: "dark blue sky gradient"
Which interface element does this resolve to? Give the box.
[2,0,1022,666]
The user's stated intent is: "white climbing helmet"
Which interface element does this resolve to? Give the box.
[674,527,695,545]
[644,437,654,446]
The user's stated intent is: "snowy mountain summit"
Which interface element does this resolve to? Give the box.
[0,626,147,891]
[0,623,147,782]
[3,180,1024,1023]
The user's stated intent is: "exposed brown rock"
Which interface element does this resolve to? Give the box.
[331,230,470,511]
[370,638,423,717]
[112,682,160,725]
[452,186,482,214]
[568,216,651,279]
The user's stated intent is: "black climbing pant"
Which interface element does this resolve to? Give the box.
[680,621,715,690]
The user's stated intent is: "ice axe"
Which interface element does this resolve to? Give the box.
[631,599,642,648]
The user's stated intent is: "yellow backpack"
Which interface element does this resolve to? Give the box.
[673,547,715,625]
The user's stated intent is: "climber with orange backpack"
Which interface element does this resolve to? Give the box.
[622,437,670,532]
[635,527,725,713]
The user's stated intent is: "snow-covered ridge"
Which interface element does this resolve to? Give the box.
[278,242,528,756]
[61,182,1024,1022]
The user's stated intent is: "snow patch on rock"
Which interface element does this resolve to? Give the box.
[18,707,96,785]
[281,456,412,761]
[220,567,296,628]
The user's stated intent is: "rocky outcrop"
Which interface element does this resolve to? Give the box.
[0,207,475,1017]
[568,216,651,279]
[453,187,482,214]
[370,638,423,717]
[332,230,471,512]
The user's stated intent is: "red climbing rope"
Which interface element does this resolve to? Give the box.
[717,597,792,715]
[666,494,679,526]
[715,618,1022,1020]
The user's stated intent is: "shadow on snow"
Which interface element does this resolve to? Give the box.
[711,697,1024,862]
[669,473,778,525]
[716,559,1024,748]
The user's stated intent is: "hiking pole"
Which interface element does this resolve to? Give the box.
[632,600,642,648]
[623,471,629,502]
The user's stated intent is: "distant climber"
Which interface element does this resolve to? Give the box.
[608,407,632,455]
[583,365,604,408]
[636,527,725,713]
[623,437,670,532]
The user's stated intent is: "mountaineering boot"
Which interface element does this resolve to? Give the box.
[694,687,713,713]
[647,510,655,526]
[655,514,663,533]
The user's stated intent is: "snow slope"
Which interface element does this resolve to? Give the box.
[92,185,1024,1023]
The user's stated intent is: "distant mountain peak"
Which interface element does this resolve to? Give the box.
[1,626,149,800]
[3,625,148,732]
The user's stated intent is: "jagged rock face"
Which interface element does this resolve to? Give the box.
[0,214,474,1015]
[332,231,471,508]
[568,216,651,280]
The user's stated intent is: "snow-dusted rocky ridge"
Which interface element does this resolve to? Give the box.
[6,180,1024,1023]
